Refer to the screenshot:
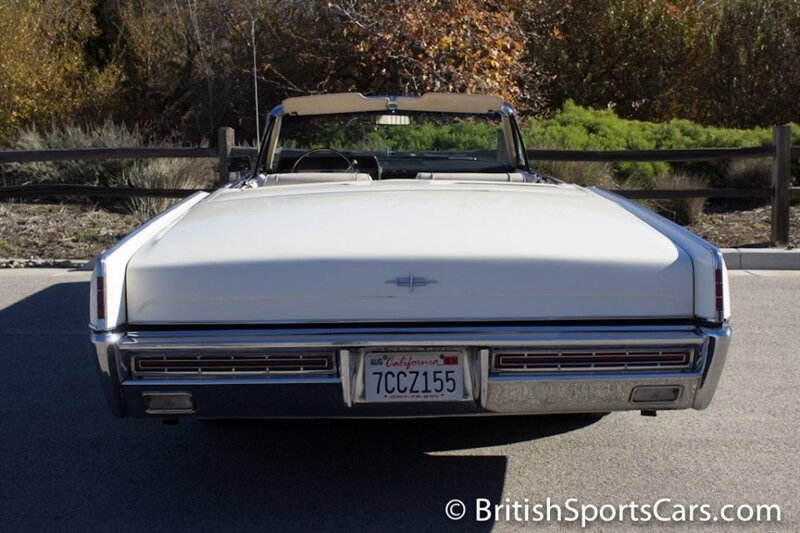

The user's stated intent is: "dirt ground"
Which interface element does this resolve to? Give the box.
[0,200,797,260]
[0,202,141,259]
[687,203,799,249]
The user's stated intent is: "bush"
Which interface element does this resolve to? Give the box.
[125,158,216,220]
[1,121,143,187]
[521,102,671,184]
[725,158,772,207]
[521,102,799,188]
[527,143,615,188]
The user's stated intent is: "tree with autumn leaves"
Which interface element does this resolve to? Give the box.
[0,0,117,141]
[0,0,798,144]
[315,1,539,108]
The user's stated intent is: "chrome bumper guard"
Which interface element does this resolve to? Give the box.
[90,324,731,418]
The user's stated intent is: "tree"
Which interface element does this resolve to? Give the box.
[676,0,800,127]
[523,0,800,127]
[524,0,692,121]
[324,1,539,108]
[0,0,118,143]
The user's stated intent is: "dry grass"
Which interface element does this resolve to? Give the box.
[0,203,140,259]
[1,121,143,187]
[725,158,772,207]
[528,143,616,188]
[651,172,710,225]
[530,159,617,189]
[124,158,216,220]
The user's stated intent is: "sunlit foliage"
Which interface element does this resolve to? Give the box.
[0,0,118,142]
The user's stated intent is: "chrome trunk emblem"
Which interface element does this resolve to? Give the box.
[386,273,437,292]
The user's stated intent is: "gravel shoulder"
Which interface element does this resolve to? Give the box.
[0,201,797,261]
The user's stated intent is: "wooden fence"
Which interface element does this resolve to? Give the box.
[1,125,798,245]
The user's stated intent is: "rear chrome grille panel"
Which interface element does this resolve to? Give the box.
[129,350,337,377]
[492,348,694,374]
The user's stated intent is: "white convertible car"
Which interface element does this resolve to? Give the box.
[90,93,730,420]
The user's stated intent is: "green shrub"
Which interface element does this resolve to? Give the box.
[521,102,799,188]
[521,102,670,182]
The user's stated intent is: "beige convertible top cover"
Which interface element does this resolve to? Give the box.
[281,92,505,116]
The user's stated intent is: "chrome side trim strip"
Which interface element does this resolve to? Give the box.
[117,327,705,351]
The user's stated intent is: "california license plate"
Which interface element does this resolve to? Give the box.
[364,352,464,402]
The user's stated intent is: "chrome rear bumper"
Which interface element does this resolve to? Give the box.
[90,324,730,418]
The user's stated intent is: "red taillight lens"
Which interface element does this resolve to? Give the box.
[714,268,724,318]
[96,276,105,320]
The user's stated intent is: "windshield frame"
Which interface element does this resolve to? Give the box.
[253,94,529,176]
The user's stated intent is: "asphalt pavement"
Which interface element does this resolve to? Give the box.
[0,269,798,532]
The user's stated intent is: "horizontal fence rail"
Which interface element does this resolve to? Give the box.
[2,184,795,201]
[616,188,776,199]
[0,145,776,165]
[527,146,775,162]
[0,147,214,164]
[0,184,212,199]
[0,125,797,244]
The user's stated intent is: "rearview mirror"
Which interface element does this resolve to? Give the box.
[373,115,411,126]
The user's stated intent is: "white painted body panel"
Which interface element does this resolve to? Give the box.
[90,192,209,330]
[592,188,729,321]
[124,181,694,324]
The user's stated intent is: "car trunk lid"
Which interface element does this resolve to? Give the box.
[125,181,694,324]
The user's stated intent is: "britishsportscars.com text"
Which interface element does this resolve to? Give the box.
[444,498,782,526]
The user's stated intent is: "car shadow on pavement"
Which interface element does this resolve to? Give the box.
[0,281,599,532]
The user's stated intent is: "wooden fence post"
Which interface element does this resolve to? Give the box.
[771,125,791,246]
[217,127,235,186]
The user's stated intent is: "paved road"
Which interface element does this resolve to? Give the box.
[1,269,798,532]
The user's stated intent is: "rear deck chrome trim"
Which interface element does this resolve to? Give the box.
[116,325,704,350]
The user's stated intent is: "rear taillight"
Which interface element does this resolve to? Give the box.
[96,276,105,321]
[714,267,724,322]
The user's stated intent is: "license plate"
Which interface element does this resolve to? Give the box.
[364,352,464,402]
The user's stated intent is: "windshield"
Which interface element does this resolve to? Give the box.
[268,111,518,175]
